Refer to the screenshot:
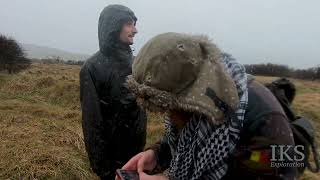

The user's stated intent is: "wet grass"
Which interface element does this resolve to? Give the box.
[0,63,319,179]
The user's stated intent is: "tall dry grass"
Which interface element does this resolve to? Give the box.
[0,63,319,179]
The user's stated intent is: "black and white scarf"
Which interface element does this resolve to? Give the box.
[165,53,248,180]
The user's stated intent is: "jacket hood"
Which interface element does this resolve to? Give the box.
[98,4,137,55]
[127,32,239,124]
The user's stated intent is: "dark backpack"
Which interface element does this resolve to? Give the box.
[265,78,320,174]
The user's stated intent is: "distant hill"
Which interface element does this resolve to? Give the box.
[21,43,89,61]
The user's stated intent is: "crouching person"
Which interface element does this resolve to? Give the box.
[120,33,297,180]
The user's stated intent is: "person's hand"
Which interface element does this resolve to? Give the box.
[115,150,157,180]
[123,150,157,172]
[139,172,168,180]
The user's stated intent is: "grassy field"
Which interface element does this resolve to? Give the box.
[0,63,319,179]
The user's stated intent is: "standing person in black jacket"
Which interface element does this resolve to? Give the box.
[79,4,147,180]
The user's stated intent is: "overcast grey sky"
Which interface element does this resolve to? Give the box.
[1,0,319,68]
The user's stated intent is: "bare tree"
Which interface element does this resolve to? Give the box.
[245,63,320,80]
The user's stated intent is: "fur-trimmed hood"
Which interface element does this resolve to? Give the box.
[127,32,239,124]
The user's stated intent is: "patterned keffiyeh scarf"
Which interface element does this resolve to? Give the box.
[165,53,248,180]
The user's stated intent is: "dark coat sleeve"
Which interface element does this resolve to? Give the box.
[255,113,297,179]
[80,65,113,178]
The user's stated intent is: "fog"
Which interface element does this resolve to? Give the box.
[1,0,319,68]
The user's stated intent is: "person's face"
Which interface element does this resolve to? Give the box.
[119,20,137,45]
[169,110,191,129]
